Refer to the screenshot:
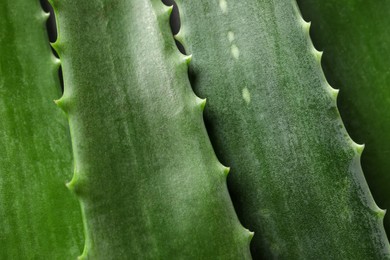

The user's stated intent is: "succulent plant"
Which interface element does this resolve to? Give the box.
[0,0,389,259]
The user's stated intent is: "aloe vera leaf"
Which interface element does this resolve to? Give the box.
[297,0,390,234]
[175,0,390,258]
[0,0,83,258]
[49,0,252,258]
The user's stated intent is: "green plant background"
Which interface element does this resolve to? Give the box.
[0,0,389,259]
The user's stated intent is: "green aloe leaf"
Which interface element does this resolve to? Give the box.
[175,0,390,258]
[297,0,390,233]
[0,0,83,258]
[49,0,252,258]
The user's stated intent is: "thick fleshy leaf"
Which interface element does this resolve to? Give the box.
[0,0,83,258]
[175,0,390,258]
[298,0,390,233]
[49,0,252,258]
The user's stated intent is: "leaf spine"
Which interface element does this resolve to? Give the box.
[354,142,365,155]
[247,230,255,241]
[302,20,311,34]
[165,5,174,16]
[78,245,88,260]
[41,11,50,22]
[314,49,323,63]
[174,29,186,48]
[50,41,62,55]
[66,171,85,196]
[66,173,78,193]
[196,97,206,111]
[377,208,386,219]
[223,166,230,177]
[54,97,63,106]
[184,54,192,65]
[327,85,339,100]
[54,96,68,113]
[159,4,173,21]
[52,57,61,69]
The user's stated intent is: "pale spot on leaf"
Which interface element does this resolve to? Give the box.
[242,87,251,104]
[228,31,235,43]
[219,0,228,13]
[231,44,240,59]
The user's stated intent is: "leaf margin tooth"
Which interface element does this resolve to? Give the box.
[52,56,61,68]
[301,19,311,33]
[223,166,230,177]
[328,85,339,100]
[313,48,323,63]
[41,11,50,22]
[247,229,255,242]
[158,4,173,21]
[377,208,387,219]
[165,4,174,17]
[53,95,70,114]
[50,40,62,55]
[184,54,192,65]
[174,29,186,49]
[196,97,207,111]
[353,142,365,155]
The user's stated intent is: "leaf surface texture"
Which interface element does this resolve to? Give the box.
[0,0,83,258]
[50,0,252,258]
[298,0,390,233]
[175,0,390,258]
